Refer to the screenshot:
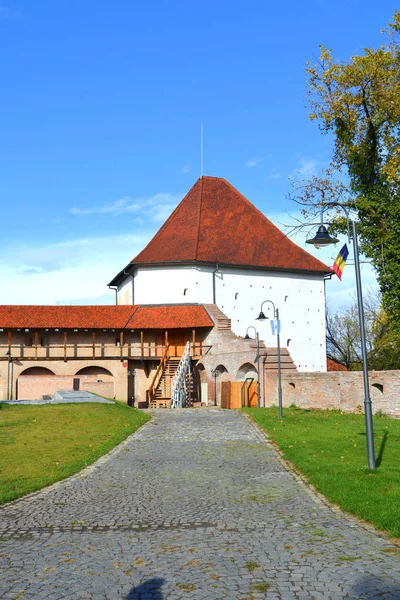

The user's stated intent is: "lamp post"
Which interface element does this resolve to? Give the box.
[244,326,260,408]
[306,203,376,471]
[211,367,220,406]
[5,350,12,400]
[256,300,283,419]
[127,368,136,407]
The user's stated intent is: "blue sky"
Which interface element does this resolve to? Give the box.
[0,0,396,307]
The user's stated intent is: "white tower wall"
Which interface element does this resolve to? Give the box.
[118,265,327,372]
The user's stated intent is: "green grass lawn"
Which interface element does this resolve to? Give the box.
[244,407,400,538]
[0,401,150,504]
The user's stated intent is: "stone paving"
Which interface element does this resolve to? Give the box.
[0,408,399,599]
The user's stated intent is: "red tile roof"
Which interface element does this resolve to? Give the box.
[126,305,213,329]
[327,358,348,372]
[0,305,213,330]
[130,176,331,274]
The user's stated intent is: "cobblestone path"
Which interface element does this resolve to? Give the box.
[1,409,399,599]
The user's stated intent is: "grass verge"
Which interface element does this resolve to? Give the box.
[244,407,400,538]
[0,401,150,504]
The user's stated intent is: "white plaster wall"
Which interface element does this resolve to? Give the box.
[133,266,214,305]
[129,265,327,372]
[213,268,327,372]
[117,278,133,305]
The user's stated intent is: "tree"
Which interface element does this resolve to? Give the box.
[293,11,400,331]
[327,293,400,371]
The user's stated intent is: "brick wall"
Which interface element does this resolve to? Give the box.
[0,359,124,401]
[262,370,400,418]
[18,375,73,400]
[17,374,115,400]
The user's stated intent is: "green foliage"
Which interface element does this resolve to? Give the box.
[0,402,150,504]
[327,292,400,370]
[294,11,400,332]
[245,407,400,537]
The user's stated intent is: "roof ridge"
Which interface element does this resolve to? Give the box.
[219,178,330,272]
[123,305,140,329]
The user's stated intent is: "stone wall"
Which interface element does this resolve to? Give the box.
[262,370,400,418]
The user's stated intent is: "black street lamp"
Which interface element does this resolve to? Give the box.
[127,368,136,407]
[256,300,283,418]
[211,367,220,406]
[306,203,376,470]
[5,350,13,401]
[244,326,260,408]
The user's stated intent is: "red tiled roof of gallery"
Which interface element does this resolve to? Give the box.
[130,176,331,274]
[0,305,214,330]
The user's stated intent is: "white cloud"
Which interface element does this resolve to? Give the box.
[1,189,184,304]
[150,203,178,222]
[267,172,282,179]
[246,156,264,168]
[0,233,152,304]
[178,165,192,174]
[291,156,318,179]
[70,192,182,220]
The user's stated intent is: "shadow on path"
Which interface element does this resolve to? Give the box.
[352,574,400,599]
[125,578,165,599]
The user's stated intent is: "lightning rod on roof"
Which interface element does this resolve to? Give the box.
[200,122,203,177]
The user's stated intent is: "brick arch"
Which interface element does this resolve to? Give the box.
[214,364,229,375]
[19,366,56,376]
[236,362,258,381]
[74,366,115,399]
[75,366,113,377]
[17,366,57,400]
[195,362,208,384]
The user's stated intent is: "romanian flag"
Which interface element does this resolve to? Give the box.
[333,244,349,280]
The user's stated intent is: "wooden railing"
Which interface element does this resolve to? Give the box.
[146,344,170,405]
[0,343,211,362]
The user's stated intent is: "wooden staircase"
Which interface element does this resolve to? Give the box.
[152,357,181,406]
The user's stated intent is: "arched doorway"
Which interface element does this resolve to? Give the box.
[236,363,258,408]
[236,363,258,381]
[194,363,207,405]
[75,366,115,398]
[211,364,229,407]
[17,367,56,400]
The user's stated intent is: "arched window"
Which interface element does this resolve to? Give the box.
[371,383,384,393]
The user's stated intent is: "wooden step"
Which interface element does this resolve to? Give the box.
[150,398,171,409]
